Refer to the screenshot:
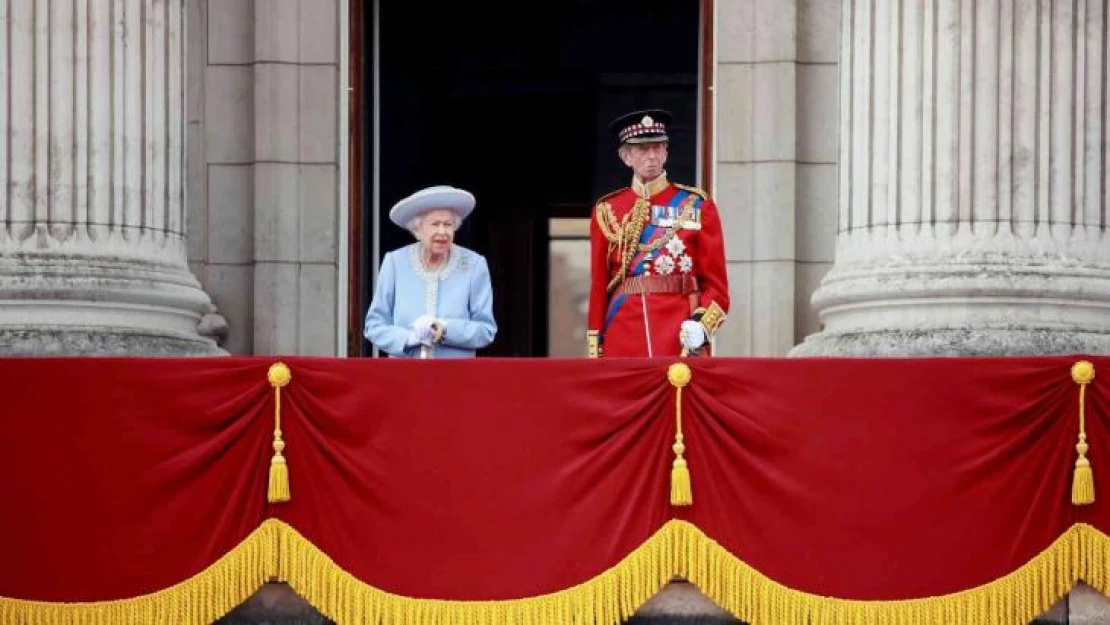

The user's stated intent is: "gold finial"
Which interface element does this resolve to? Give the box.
[1072,360,1095,385]
[668,362,692,388]
[667,362,693,506]
[1070,360,1096,505]
[268,362,291,388]
[266,362,292,503]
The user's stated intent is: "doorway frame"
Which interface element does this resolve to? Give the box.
[343,0,717,357]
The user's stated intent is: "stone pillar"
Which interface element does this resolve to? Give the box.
[714,0,799,357]
[0,0,223,355]
[192,0,341,356]
[793,0,1110,357]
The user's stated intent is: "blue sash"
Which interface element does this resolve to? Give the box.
[601,190,694,335]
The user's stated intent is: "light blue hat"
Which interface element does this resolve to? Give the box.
[389,185,475,228]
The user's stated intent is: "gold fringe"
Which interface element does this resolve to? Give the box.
[667,363,693,506]
[0,520,281,625]
[267,362,292,503]
[6,519,1110,625]
[273,520,1110,625]
[1072,361,1096,506]
[275,519,680,625]
[685,522,1093,625]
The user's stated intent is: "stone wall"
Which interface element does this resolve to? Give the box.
[713,0,840,357]
[188,0,840,360]
[187,0,342,356]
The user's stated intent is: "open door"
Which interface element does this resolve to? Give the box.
[349,0,713,356]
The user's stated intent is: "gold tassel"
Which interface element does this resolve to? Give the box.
[671,457,692,506]
[268,362,292,503]
[1071,360,1096,506]
[1074,458,1095,507]
[668,363,693,506]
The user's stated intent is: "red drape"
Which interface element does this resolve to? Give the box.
[0,359,272,601]
[0,355,1106,607]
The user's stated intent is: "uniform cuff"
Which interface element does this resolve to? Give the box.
[691,301,726,338]
[586,330,602,358]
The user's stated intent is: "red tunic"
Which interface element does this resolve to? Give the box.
[587,179,729,358]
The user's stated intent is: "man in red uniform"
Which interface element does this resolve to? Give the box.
[586,109,729,358]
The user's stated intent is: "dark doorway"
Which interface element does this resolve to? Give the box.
[354,0,705,356]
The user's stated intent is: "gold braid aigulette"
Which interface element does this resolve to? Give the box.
[595,197,694,293]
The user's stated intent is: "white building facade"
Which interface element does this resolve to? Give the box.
[3,0,1108,622]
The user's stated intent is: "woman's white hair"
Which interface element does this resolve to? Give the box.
[408,211,464,238]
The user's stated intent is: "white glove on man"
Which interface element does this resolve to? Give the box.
[411,314,439,346]
[679,319,707,351]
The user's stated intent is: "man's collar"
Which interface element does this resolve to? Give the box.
[632,172,669,198]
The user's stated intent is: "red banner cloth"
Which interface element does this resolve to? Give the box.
[0,358,272,602]
[0,355,1106,604]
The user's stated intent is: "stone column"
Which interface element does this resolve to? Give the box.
[191,0,340,356]
[793,0,1110,356]
[0,0,224,355]
[714,0,799,357]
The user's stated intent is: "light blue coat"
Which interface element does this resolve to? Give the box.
[364,243,497,358]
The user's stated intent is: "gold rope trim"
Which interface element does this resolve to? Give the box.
[5,519,1110,624]
[0,520,282,625]
[667,363,693,506]
[1072,360,1096,506]
[267,362,292,503]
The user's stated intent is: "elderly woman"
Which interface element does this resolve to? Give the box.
[364,185,497,358]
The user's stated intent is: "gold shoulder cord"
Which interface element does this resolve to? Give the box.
[674,183,708,200]
[595,197,697,293]
[595,201,621,243]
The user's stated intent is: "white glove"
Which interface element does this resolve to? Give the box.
[679,320,706,350]
[412,314,438,345]
[404,329,422,347]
